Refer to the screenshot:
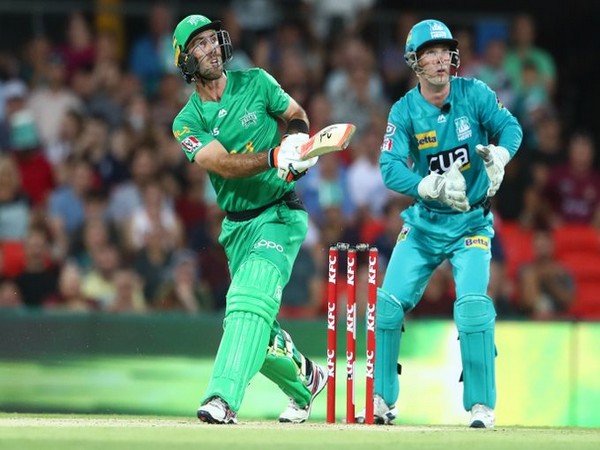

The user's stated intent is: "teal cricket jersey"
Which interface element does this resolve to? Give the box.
[172,68,293,213]
[380,76,522,212]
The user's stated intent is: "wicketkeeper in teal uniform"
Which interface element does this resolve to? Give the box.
[171,14,326,424]
[359,19,522,428]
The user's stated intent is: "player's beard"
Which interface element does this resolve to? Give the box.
[198,53,224,81]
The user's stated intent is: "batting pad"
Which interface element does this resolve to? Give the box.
[260,329,311,408]
[454,294,497,410]
[202,258,285,412]
[226,257,283,324]
[202,310,271,412]
[374,288,405,406]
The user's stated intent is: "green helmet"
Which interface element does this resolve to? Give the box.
[172,15,221,67]
[172,14,233,83]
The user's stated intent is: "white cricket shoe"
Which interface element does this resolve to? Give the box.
[278,361,327,423]
[469,403,495,429]
[356,394,397,424]
[197,396,238,424]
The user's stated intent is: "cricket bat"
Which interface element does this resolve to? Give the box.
[298,123,356,160]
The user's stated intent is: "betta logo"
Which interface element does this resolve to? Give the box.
[465,236,490,250]
[415,131,438,150]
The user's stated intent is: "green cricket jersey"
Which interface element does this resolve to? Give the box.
[172,68,293,213]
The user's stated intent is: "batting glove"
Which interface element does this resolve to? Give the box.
[418,159,470,212]
[268,133,318,182]
[475,144,510,197]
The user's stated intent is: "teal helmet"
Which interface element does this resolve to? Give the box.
[404,19,459,71]
[172,15,232,83]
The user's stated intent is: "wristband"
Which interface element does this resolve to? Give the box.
[284,118,309,136]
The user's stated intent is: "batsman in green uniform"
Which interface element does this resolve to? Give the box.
[171,14,326,424]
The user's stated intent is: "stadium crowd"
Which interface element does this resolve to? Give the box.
[0,2,598,320]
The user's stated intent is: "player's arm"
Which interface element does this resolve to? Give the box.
[192,139,269,178]
[278,97,310,135]
[379,103,423,198]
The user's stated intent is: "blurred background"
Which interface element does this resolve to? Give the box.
[0,0,598,427]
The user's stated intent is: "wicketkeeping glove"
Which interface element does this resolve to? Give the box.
[418,159,470,212]
[475,144,510,197]
[268,133,318,182]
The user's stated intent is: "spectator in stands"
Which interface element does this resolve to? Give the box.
[8,110,55,208]
[27,51,82,147]
[517,227,575,319]
[504,13,557,97]
[132,226,173,306]
[44,109,85,171]
[106,146,161,227]
[0,79,29,150]
[296,152,355,225]
[0,155,30,241]
[14,225,59,308]
[129,2,176,97]
[0,279,23,309]
[124,180,183,255]
[68,214,117,273]
[81,243,123,308]
[379,11,420,100]
[325,37,389,136]
[154,249,213,313]
[470,38,515,111]
[347,116,390,217]
[541,131,600,228]
[44,263,99,312]
[57,11,97,83]
[106,268,146,313]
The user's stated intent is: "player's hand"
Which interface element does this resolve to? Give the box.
[475,144,510,197]
[418,159,470,212]
[268,133,318,182]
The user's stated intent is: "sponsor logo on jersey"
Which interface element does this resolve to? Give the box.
[173,126,190,139]
[254,239,284,253]
[218,108,228,118]
[240,109,257,128]
[398,225,411,242]
[465,235,490,250]
[385,123,396,136]
[437,114,446,123]
[181,136,201,153]
[212,127,220,136]
[381,137,393,152]
[454,116,472,141]
[427,145,470,174]
[415,131,438,150]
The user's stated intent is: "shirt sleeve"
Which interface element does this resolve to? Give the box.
[257,68,291,117]
[172,112,216,163]
[379,100,423,198]
[473,78,523,157]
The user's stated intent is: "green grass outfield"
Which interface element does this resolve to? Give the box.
[0,414,599,450]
